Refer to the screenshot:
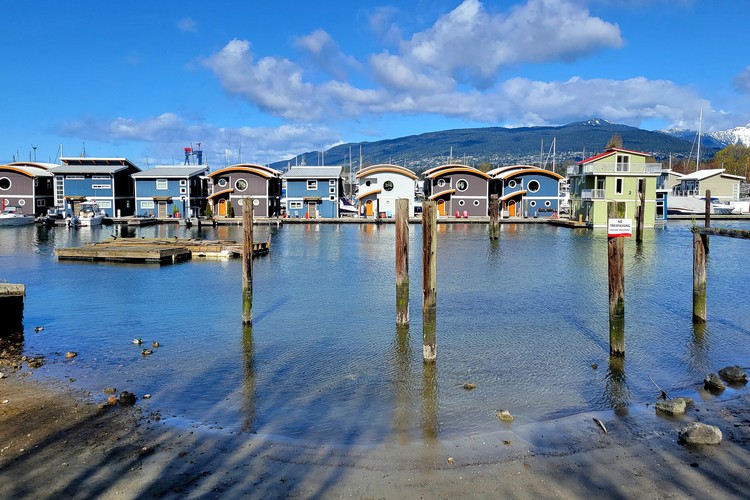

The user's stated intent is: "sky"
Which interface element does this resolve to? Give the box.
[2,0,750,167]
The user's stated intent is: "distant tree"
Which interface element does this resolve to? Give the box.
[709,143,750,181]
[477,161,493,173]
[605,133,623,149]
[227,200,235,218]
[205,201,213,218]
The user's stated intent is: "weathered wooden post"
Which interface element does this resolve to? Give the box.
[422,200,437,362]
[0,284,25,337]
[608,202,626,356]
[704,189,711,253]
[242,198,254,324]
[489,194,500,239]
[396,199,410,325]
[636,182,645,243]
[693,228,707,323]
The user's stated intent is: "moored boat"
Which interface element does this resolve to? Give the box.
[0,206,36,226]
[76,202,104,226]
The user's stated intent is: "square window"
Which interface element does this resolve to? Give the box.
[180,180,187,186]
[180,187,187,194]
[156,179,168,190]
[307,180,317,190]
[329,187,335,194]
[329,179,336,186]
[329,195,335,201]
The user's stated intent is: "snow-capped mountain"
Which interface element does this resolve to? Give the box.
[660,124,750,148]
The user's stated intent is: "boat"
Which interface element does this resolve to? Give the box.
[339,199,358,217]
[75,202,104,226]
[0,206,36,226]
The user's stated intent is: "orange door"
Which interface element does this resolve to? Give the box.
[218,199,227,216]
[508,201,516,217]
[365,200,373,217]
[437,199,446,216]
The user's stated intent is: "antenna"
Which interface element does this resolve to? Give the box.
[31,144,37,162]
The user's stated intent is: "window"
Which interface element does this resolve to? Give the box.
[530,201,537,207]
[235,179,248,191]
[456,179,468,191]
[34,178,38,187]
[290,201,303,209]
[473,200,480,206]
[0,177,10,190]
[365,180,372,187]
[37,199,45,206]
[92,184,111,190]
[218,178,227,188]
[18,199,25,206]
[92,175,110,180]
[545,200,551,207]
[329,187,336,194]
[329,195,336,201]
[527,180,540,192]
[437,179,446,187]
[616,155,629,172]
[383,180,394,191]
[307,180,318,190]
[329,179,336,186]
[156,179,168,190]
[508,180,517,188]
[253,198,260,206]
[458,200,465,206]
[615,178,624,195]
[66,175,84,180]
[141,201,155,209]
[180,180,187,186]
[180,187,187,194]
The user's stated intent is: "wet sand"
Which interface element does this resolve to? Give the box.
[2,370,750,499]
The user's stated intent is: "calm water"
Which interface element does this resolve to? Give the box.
[1,221,749,445]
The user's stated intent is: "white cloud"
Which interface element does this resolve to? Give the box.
[293,29,361,80]
[734,66,750,95]
[177,17,197,32]
[368,6,402,46]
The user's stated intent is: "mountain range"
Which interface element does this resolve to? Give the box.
[270,119,749,174]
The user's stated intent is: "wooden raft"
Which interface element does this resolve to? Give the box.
[55,238,270,264]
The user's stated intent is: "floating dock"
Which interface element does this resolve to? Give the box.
[55,238,269,264]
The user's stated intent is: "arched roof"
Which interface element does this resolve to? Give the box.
[425,166,491,180]
[356,188,382,200]
[7,161,58,171]
[428,188,457,200]
[486,165,534,177]
[422,163,470,177]
[500,189,527,201]
[356,164,417,180]
[207,188,234,200]
[209,164,280,179]
[494,168,563,181]
[0,164,54,177]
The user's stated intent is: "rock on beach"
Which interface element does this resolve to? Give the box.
[679,422,722,445]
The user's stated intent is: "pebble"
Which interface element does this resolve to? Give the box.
[143,394,152,399]
[65,352,77,359]
[462,383,477,390]
[496,409,514,422]
[0,372,6,379]
[103,388,117,394]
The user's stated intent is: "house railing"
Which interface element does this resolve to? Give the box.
[581,189,606,200]
[578,162,663,175]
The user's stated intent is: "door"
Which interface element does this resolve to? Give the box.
[307,202,317,218]
[437,199,446,216]
[218,199,227,216]
[508,200,516,217]
[365,200,373,217]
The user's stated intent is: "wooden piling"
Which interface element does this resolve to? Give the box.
[396,199,410,325]
[242,198,254,325]
[422,200,437,362]
[635,182,645,243]
[608,202,625,356]
[692,229,707,323]
[489,194,500,239]
[704,189,711,253]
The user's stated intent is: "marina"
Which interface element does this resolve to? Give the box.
[2,220,750,445]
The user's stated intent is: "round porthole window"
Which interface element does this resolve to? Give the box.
[473,200,480,206]
[545,200,551,207]
[383,180,394,191]
[508,180,517,189]
[18,199,25,206]
[366,180,372,187]
[456,179,468,191]
[458,199,465,206]
[218,178,227,187]
[530,201,537,207]
[0,177,10,190]
[437,179,446,187]
[235,179,248,191]
[528,180,540,192]
[253,198,260,206]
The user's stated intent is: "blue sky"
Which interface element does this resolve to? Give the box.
[2,0,749,167]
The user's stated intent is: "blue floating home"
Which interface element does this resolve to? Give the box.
[55,157,140,217]
[132,166,210,217]
[282,166,343,218]
[488,165,563,217]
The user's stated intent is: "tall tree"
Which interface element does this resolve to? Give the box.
[605,133,623,149]
[709,143,750,181]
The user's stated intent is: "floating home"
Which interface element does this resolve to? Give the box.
[283,166,343,218]
[133,166,210,218]
[488,165,563,217]
[423,164,491,217]
[356,164,418,218]
[0,162,56,216]
[55,157,140,217]
[568,148,660,228]
[207,164,283,217]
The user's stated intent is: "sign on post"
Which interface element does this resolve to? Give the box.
[608,218,632,238]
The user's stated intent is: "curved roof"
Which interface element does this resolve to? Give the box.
[7,161,58,171]
[356,188,382,200]
[486,165,534,177]
[425,166,491,180]
[500,189,527,201]
[207,188,234,200]
[494,168,563,181]
[209,164,281,179]
[356,164,417,180]
[0,164,54,177]
[422,163,471,177]
[428,188,457,200]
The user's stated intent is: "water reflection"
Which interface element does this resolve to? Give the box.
[421,361,439,443]
[605,356,630,416]
[241,324,256,433]
[687,322,710,375]
[392,324,412,444]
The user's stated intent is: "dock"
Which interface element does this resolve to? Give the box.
[55,238,270,264]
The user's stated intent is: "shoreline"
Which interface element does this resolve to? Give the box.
[2,370,749,498]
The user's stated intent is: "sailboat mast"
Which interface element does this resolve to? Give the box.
[696,107,703,172]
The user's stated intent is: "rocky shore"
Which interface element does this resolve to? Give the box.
[1,366,749,498]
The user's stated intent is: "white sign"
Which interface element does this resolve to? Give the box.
[608,218,632,238]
